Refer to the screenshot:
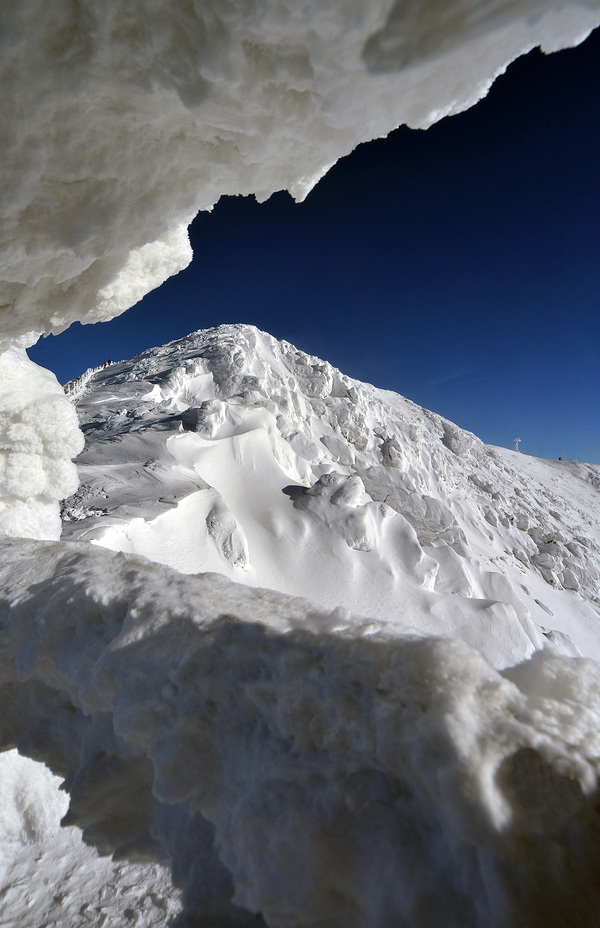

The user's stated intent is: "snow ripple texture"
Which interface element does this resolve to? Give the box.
[1,0,599,348]
[1,537,600,928]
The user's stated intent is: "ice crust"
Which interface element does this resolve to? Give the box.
[2,537,600,927]
[1,1,600,349]
[0,349,84,540]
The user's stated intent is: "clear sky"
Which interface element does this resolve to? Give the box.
[30,28,600,464]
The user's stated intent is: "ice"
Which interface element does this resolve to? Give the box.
[3,1,600,922]
[1,1,599,349]
[0,350,84,540]
[1,537,600,926]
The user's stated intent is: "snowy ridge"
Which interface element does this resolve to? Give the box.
[64,324,600,667]
[63,363,109,400]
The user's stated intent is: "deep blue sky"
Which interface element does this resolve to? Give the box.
[30,29,600,463]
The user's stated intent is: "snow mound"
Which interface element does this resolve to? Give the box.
[1,2,599,348]
[0,746,178,927]
[64,324,600,670]
[0,751,68,847]
[1,538,600,927]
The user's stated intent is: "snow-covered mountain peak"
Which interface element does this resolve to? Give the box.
[63,324,600,669]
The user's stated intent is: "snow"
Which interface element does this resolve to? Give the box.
[1,1,599,350]
[1,534,600,926]
[0,324,598,925]
[3,1,600,923]
[0,349,83,540]
[0,750,178,927]
[63,325,600,669]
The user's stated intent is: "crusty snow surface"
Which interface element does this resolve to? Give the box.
[2,324,600,927]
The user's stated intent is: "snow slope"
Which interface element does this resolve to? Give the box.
[2,325,598,926]
[64,324,600,669]
[2,4,600,925]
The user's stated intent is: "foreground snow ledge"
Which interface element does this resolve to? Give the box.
[1,539,599,927]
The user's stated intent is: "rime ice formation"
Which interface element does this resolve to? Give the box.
[2,1,600,349]
[1,538,600,928]
[0,350,83,540]
[1,325,599,926]
[2,1,600,535]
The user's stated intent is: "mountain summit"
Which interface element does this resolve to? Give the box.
[63,323,600,669]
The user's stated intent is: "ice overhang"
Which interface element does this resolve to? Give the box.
[1,0,598,349]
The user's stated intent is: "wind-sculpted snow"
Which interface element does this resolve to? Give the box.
[64,325,600,669]
[1,538,600,927]
[2,2,599,348]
